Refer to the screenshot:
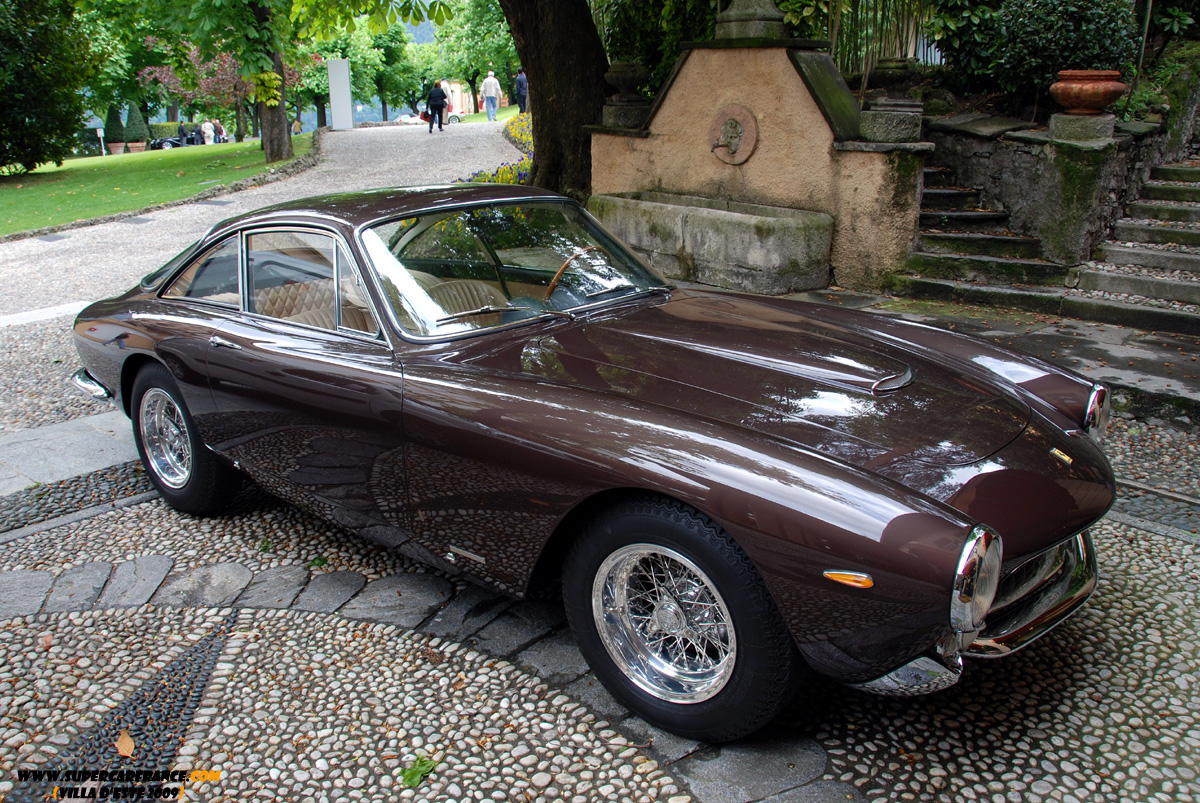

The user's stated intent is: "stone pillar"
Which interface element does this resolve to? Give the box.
[603,62,652,129]
[715,0,786,39]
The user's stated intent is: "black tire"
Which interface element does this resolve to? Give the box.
[562,496,806,742]
[447,115,460,124]
[131,363,239,516]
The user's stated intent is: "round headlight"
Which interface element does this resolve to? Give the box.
[951,525,1003,632]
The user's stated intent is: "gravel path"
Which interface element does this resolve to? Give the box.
[0,124,521,317]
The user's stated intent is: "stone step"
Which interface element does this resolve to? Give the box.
[1098,244,1200,274]
[1151,165,1200,182]
[915,231,1042,260]
[906,252,1068,285]
[919,210,1010,231]
[921,187,983,211]
[1113,220,1200,247]
[1076,267,1200,306]
[1141,181,1200,203]
[1127,201,1200,223]
[922,166,956,188]
[885,275,1200,336]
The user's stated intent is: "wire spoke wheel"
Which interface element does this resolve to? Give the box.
[593,543,737,703]
[138,387,192,489]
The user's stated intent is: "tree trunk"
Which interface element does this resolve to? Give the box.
[251,104,260,139]
[258,50,294,163]
[168,100,179,123]
[316,102,327,128]
[498,0,609,197]
[235,102,246,142]
[381,98,389,122]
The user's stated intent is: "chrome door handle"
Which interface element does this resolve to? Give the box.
[210,335,242,350]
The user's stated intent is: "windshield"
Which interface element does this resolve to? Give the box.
[360,202,668,338]
[142,239,200,290]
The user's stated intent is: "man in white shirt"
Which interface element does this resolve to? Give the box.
[481,71,502,122]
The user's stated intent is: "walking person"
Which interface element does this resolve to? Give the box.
[427,80,448,133]
[481,70,502,122]
[201,118,215,145]
[515,67,528,114]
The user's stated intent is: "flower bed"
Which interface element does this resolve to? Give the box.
[464,114,533,184]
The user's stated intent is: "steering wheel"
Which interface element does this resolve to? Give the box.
[544,245,605,301]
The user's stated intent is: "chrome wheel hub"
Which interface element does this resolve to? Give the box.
[593,544,736,703]
[139,388,191,490]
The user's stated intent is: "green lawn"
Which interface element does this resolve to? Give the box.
[0,134,313,237]
[455,104,520,124]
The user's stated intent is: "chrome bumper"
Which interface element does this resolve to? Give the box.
[967,531,1097,657]
[852,531,1097,696]
[71,368,112,400]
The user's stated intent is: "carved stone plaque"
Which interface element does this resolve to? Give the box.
[709,104,759,165]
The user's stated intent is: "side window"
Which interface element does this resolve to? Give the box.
[246,231,337,329]
[163,237,240,304]
[337,245,380,337]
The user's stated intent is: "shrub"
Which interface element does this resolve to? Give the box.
[995,0,1138,96]
[123,104,149,143]
[148,122,177,139]
[104,105,125,143]
[926,0,1002,93]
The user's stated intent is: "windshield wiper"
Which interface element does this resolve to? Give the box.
[436,305,576,324]
[585,283,673,299]
[436,305,517,323]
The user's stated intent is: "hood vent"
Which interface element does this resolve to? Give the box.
[872,367,914,395]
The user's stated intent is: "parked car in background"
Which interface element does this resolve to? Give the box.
[71,184,1114,742]
[149,136,185,150]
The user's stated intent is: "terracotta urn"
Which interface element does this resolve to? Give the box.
[106,142,126,155]
[126,142,146,153]
[1049,70,1127,115]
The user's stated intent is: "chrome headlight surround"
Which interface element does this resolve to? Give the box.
[951,525,1003,632]
[1084,383,1111,444]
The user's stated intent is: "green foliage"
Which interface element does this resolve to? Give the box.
[436,0,518,102]
[104,105,126,143]
[1122,39,1200,121]
[777,0,929,75]
[995,0,1138,95]
[373,24,419,114]
[124,105,150,142]
[399,754,440,788]
[925,0,1000,91]
[592,0,719,94]
[149,122,193,138]
[0,0,92,174]
[295,24,386,108]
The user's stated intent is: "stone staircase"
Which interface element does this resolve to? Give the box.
[907,166,1062,285]
[892,163,1200,336]
[1088,162,1200,315]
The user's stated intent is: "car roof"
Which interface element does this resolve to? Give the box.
[220,184,567,232]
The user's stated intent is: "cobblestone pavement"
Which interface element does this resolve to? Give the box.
[3,126,1200,802]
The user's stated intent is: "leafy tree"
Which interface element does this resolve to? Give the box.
[126,0,450,163]
[436,0,518,113]
[76,1,184,118]
[926,0,1001,92]
[294,25,385,126]
[0,0,92,173]
[399,42,448,114]
[373,24,418,121]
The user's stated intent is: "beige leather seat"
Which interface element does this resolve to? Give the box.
[427,280,509,326]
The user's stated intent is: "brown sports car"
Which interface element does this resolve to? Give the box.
[72,184,1114,741]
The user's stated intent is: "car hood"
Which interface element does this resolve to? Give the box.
[510,293,1030,469]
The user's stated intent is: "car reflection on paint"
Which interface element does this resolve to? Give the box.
[71,184,1114,742]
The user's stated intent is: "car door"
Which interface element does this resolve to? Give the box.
[203,227,412,544]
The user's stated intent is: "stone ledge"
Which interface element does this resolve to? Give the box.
[582,125,652,138]
[681,38,829,50]
[834,141,934,153]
